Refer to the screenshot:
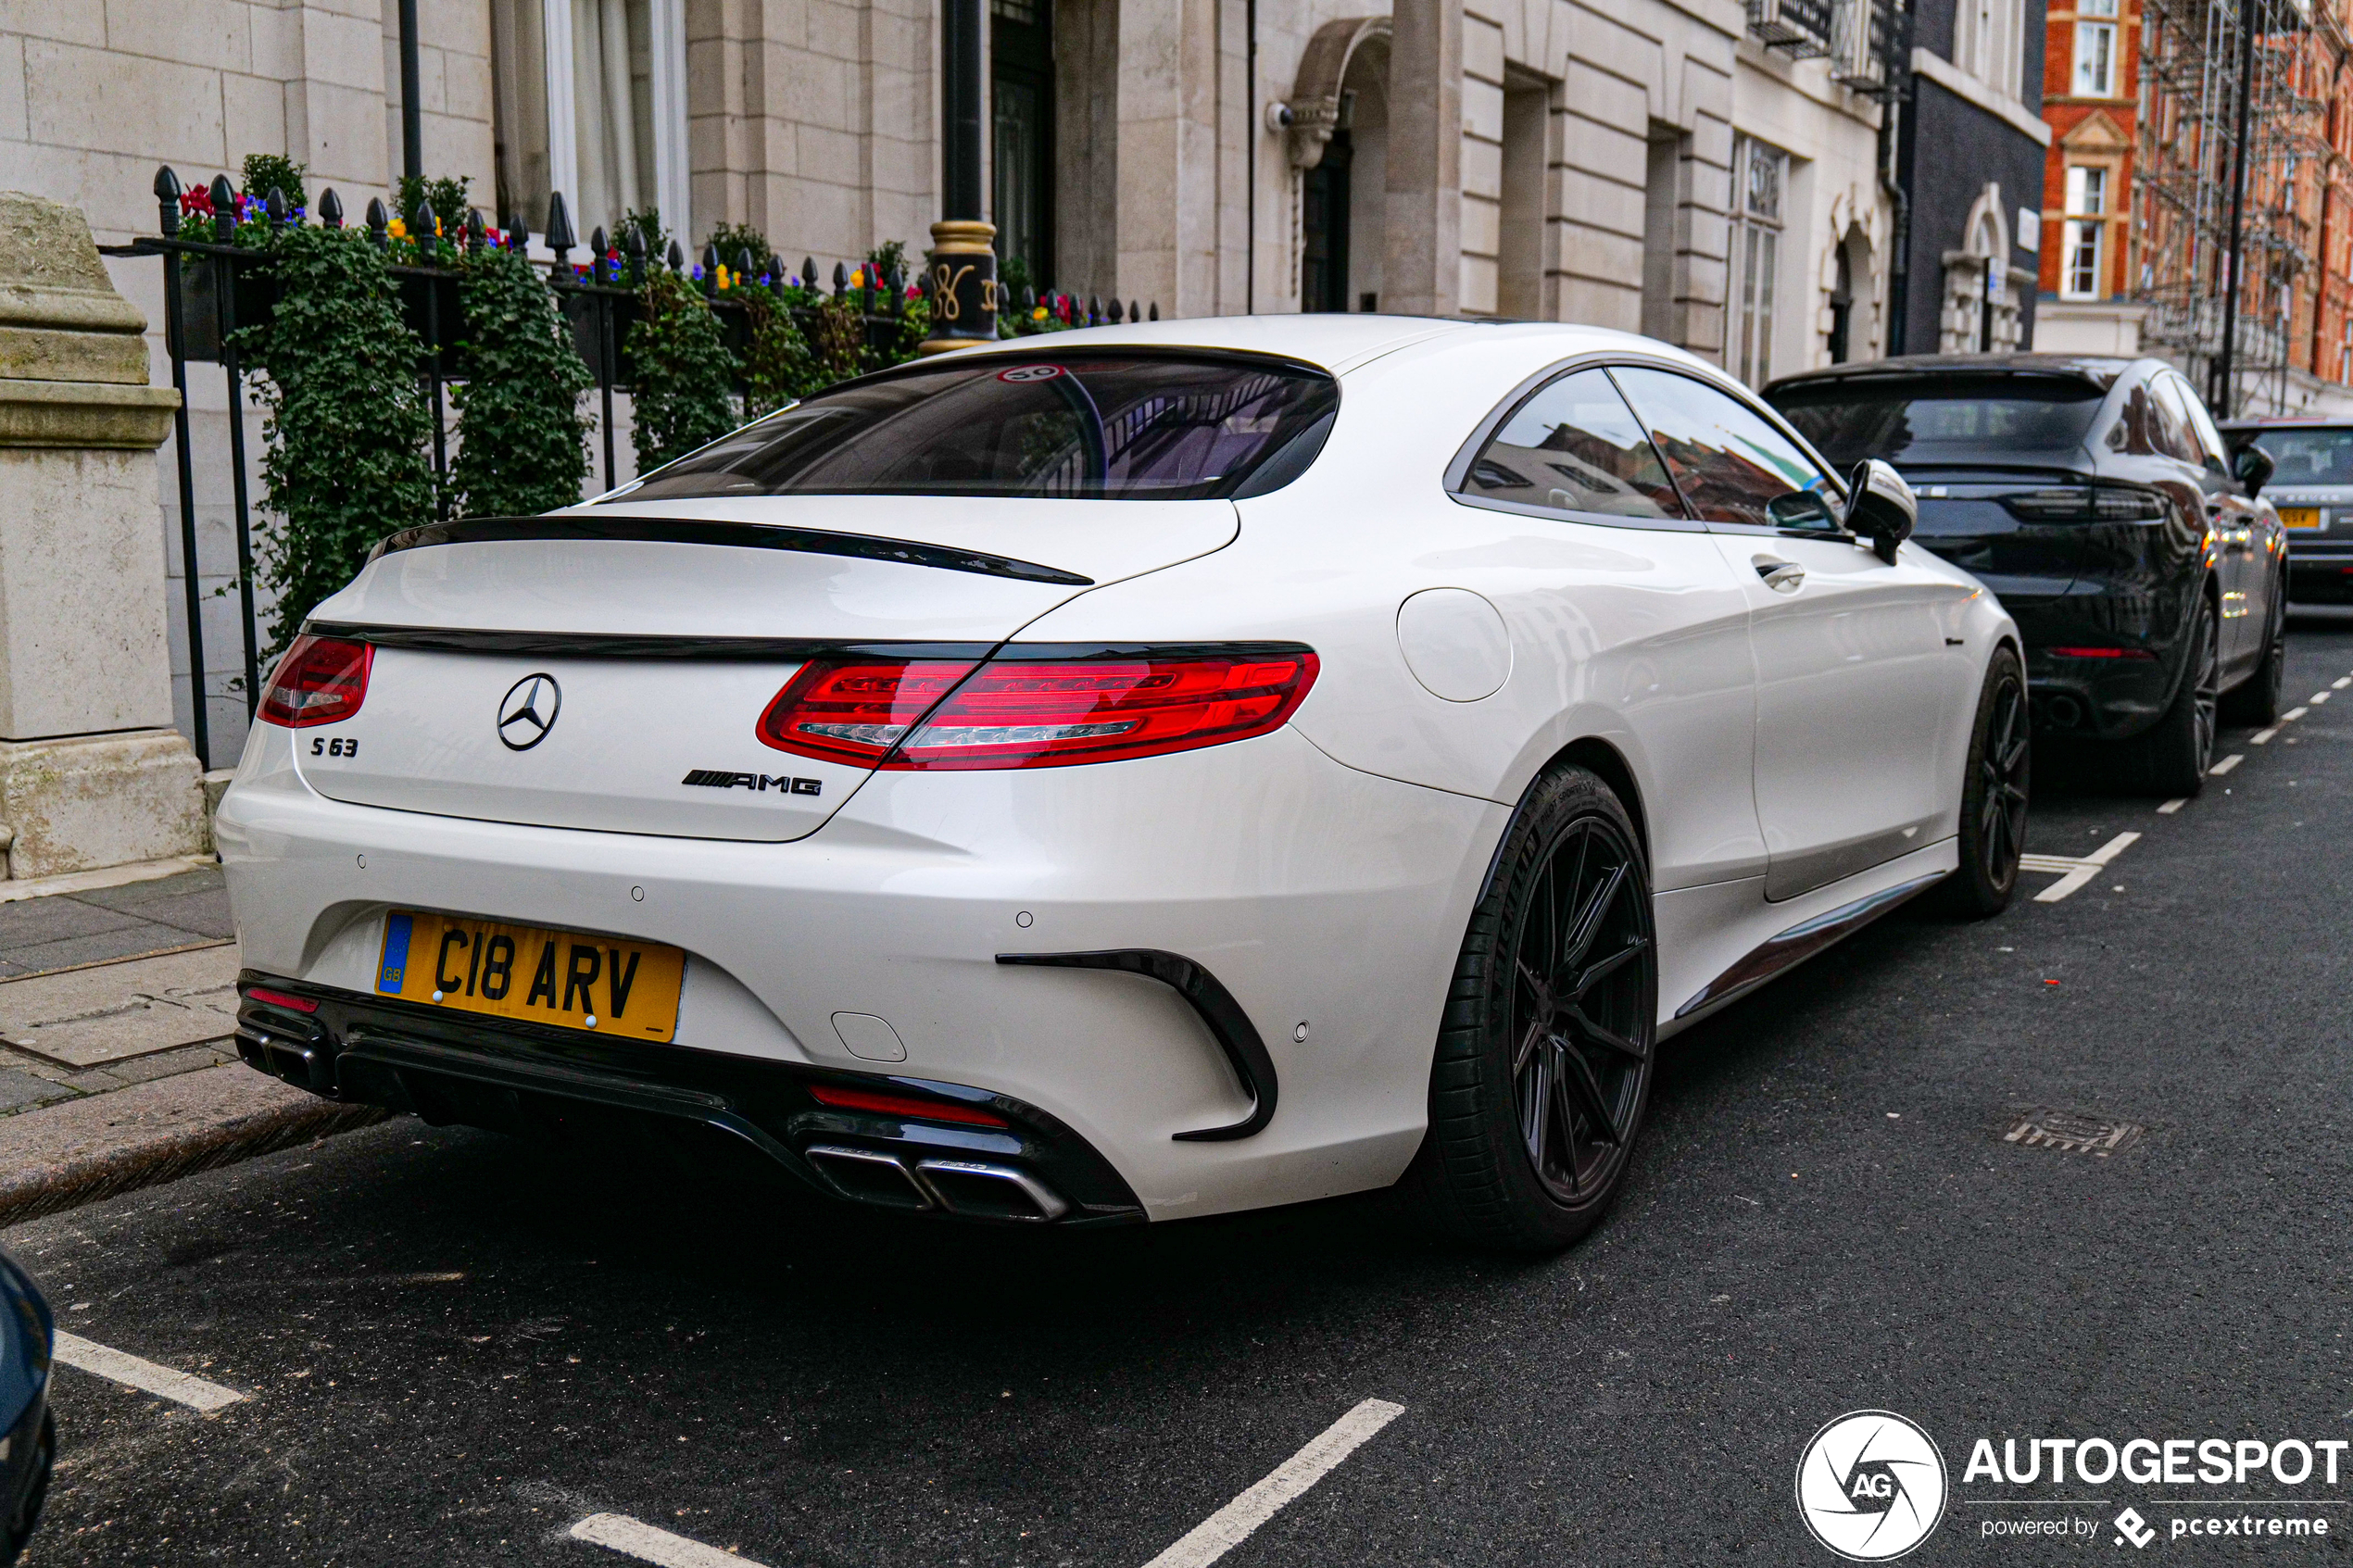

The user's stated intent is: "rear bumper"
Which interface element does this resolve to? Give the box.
[2288,540,2353,601]
[1997,585,2196,742]
[216,720,1504,1223]
[234,975,1146,1224]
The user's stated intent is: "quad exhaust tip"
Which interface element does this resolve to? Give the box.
[802,1145,1071,1222]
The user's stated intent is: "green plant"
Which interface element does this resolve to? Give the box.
[627,265,738,471]
[240,154,307,210]
[611,207,670,272]
[739,284,828,419]
[450,242,596,516]
[393,174,471,264]
[236,223,436,659]
[709,221,778,282]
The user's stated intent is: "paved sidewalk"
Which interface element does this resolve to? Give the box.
[0,865,386,1224]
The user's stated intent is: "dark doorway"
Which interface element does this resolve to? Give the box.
[1302,130,1353,313]
[992,0,1054,291]
[1828,242,1853,364]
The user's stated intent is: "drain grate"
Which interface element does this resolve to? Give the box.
[1999,1107,2146,1158]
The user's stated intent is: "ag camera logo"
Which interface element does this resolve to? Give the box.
[1796,1411,1949,1561]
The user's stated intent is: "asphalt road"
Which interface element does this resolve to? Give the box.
[11,619,2353,1567]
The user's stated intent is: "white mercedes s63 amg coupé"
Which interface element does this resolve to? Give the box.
[218,315,2026,1250]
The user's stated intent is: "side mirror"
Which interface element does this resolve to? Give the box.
[1844,458,1917,564]
[2230,440,2275,498]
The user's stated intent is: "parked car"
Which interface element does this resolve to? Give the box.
[2219,417,2353,603]
[1768,355,2287,796]
[0,1247,54,1567]
[220,317,2022,1253]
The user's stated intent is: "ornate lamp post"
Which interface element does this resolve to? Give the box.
[923,0,997,352]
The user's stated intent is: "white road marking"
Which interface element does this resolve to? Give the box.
[2157,798,2187,814]
[2312,691,2333,705]
[1141,1399,1406,1568]
[2334,677,2350,689]
[2031,831,2142,904]
[2252,728,2278,745]
[52,1332,244,1412]
[2210,753,2245,775]
[570,1514,770,1567]
[2285,707,2310,721]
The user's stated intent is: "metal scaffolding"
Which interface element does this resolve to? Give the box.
[2132,0,2341,415]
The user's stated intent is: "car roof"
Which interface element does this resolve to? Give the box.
[929,314,1718,379]
[1764,352,2157,395]
[2220,415,2353,430]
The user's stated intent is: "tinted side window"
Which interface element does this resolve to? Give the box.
[1462,369,1686,521]
[1612,366,1840,530]
[2167,377,2231,470]
[2142,376,2202,466]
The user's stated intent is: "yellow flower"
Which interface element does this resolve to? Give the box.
[850,267,865,288]
[1032,306,1047,320]
[716,264,733,290]
[387,218,407,238]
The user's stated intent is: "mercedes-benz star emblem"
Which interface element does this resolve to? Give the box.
[497,673,561,751]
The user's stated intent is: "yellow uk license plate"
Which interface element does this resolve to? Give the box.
[374,910,685,1041]
[2280,507,2322,530]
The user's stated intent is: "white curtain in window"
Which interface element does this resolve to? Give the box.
[573,0,652,233]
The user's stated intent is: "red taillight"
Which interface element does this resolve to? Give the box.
[806,1083,1008,1127]
[757,648,1319,770]
[755,658,982,765]
[2049,646,2157,660]
[243,986,319,1013]
[259,634,372,727]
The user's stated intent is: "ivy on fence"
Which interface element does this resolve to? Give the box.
[236,222,435,659]
[450,241,595,519]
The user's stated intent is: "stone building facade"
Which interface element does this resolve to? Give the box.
[0,0,1945,753]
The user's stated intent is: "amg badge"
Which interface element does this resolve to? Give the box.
[682,769,823,797]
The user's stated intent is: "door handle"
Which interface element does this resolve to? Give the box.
[1754,557,1806,593]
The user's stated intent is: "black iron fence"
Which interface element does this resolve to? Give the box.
[100,165,1161,770]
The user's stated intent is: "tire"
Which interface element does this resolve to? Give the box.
[1402,765,1657,1252]
[2117,593,2219,798]
[2221,573,2286,726]
[1931,646,2029,918]
[0,1409,52,1568]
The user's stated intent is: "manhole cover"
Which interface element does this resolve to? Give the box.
[1999,1107,2146,1157]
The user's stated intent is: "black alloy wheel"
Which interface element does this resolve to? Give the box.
[1404,766,1658,1251]
[1506,817,1653,1204]
[1937,647,2030,917]
[2120,595,2219,797]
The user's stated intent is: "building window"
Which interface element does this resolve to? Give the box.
[992,0,1055,291]
[2062,165,2108,297]
[1727,135,1786,387]
[2073,20,2117,94]
[490,0,689,241]
[1958,0,2025,99]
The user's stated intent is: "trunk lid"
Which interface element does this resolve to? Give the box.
[290,497,1238,840]
[1899,469,2088,602]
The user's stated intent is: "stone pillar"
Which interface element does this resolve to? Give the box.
[0,193,203,882]
[1385,0,1464,317]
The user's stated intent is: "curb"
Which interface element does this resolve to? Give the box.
[0,1071,391,1230]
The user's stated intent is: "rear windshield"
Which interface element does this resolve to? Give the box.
[2245,426,2353,485]
[1768,375,2107,469]
[616,353,1340,502]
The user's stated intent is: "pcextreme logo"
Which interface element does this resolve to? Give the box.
[1795,1411,1951,1562]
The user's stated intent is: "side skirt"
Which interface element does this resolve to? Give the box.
[1664,847,1956,1034]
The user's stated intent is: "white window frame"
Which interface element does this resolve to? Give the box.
[539,0,692,242]
[1727,135,1788,388]
[2073,20,2117,94]
[2061,164,2108,299]
[1959,0,2026,99]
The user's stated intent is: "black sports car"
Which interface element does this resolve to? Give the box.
[2218,417,2353,603]
[0,1247,51,1566]
[1768,354,2287,796]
